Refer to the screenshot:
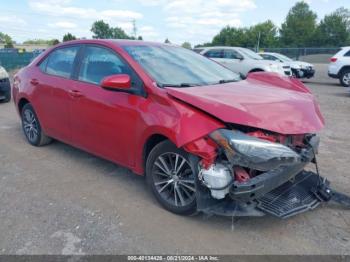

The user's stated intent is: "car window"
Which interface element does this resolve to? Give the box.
[344,50,350,57]
[261,54,274,61]
[124,45,240,87]
[204,49,223,58]
[78,46,141,88]
[223,50,241,59]
[44,46,79,78]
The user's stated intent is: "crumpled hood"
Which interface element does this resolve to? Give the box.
[167,73,324,135]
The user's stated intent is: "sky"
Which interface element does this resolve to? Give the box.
[0,0,348,45]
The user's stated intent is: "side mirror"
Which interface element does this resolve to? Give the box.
[101,74,131,90]
[238,56,244,61]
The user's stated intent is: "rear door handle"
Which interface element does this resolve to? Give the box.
[69,90,83,98]
[30,79,39,85]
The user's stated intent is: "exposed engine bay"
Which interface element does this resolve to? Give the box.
[184,127,350,219]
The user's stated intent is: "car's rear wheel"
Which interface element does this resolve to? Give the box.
[340,69,350,87]
[21,103,52,146]
[146,140,197,215]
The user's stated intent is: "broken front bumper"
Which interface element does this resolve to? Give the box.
[193,135,327,218]
[230,136,319,202]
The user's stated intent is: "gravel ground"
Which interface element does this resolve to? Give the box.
[0,64,349,255]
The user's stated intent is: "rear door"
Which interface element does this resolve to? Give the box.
[35,45,80,143]
[221,49,244,74]
[69,44,146,167]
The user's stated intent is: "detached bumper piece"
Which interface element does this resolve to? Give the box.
[256,171,321,219]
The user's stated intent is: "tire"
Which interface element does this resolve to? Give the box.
[21,103,52,146]
[3,91,11,103]
[146,140,197,215]
[339,69,350,87]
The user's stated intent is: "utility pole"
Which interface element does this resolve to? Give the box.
[256,31,261,52]
[132,19,137,39]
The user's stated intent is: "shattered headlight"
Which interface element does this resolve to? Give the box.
[210,129,301,171]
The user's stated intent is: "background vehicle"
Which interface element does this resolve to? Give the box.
[13,40,326,219]
[259,52,315,79]
[0,65,11,102]
[194,46,291,77]
[328,46,350,87]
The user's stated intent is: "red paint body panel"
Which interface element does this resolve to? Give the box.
[167,72,324,135]
[13,40,324,176]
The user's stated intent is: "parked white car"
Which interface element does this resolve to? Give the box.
[259,52,315,79]
[0,66,11,102]
[194,47,291,77]
[328,46,350,87]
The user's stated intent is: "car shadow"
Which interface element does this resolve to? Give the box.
[44,139,310,231]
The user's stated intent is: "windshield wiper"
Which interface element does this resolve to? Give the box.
[158,83,200,88]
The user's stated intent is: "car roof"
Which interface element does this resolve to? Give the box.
[54,39,172,48]
[199,46,243,50]
[259,52,279,56]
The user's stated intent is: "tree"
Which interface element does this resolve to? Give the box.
[314,8,350,47]
[23,39,52,45]
[137,36,143,40]
[50,39,60,46]
[181,42,192,49]
[280,1,317,47]
[212,26,247,46]
[63,33,77,42]
[164,38,171,44]
[246,20,279,49]
[91,20,130,39]
[0,32,14,48]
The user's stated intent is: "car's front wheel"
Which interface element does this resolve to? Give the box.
[21,103,52,146]
[146,140,197,215]
[340,69,350,87]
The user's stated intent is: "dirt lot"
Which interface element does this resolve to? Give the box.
[0,64,349,255]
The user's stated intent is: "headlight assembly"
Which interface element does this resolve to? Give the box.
[0,67,9,79]
[210,129,301,171]
[267,64,280,73]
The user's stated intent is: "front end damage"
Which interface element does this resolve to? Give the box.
[184,128,344,219]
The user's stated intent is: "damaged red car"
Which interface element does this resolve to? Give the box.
[13,40,328,218]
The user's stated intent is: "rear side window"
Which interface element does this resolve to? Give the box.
[78,46,142,88]
[223,50,241,59]
[344,50,350,57]
[204,49,223,58]
[42,46,79,78]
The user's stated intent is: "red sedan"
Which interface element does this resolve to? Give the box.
[13,40,326,218]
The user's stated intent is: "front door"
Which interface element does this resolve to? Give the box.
[69,45,146,167]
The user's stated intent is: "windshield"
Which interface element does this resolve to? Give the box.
[274,53,293,62]
[238,48,263,60]
[123,45,240,87]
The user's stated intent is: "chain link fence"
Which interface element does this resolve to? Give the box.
[260,47,341,63]
[0,51,38,71]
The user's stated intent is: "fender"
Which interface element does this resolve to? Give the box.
[133,96,224,175]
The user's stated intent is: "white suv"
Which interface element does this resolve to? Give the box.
[328,46,350,87]
[194,47,291,77]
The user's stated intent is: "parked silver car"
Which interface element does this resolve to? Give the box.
[194,47,291,77]
[259,52,315,79]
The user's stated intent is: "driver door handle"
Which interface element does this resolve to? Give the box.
[69,90,84,98]
[30,79,39,85]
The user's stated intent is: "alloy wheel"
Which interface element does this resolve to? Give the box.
[152,152,196,207]
[343,73,350,86]
[23,109,39,143]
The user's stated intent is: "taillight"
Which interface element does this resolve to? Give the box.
[330,57,337,62]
